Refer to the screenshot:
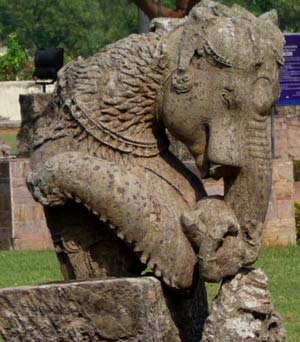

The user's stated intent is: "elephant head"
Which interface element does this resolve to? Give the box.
[160,1,285,280]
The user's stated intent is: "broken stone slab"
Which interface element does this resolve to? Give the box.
[0,276,207,342]
[202,268,286,342]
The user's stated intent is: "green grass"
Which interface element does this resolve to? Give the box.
[0,250,62,288]
[255,247,300,341]
[206,246,300,342]
[0,247,299,341]
[0,133,18,155]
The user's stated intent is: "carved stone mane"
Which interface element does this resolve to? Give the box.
[32,32,172,161]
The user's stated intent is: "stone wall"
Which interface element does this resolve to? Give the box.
[0,158,53,250]
[0,162,12,249]
[0,81,54,122]
[263,160,296,246]
[275,106,300,160]
[294,182,300,202]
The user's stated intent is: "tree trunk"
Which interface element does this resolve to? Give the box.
[138,9,151,33]
[133,0,195,20]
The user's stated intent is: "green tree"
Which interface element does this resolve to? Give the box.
[0,0,138,59]
[134,0,300,32]
[219,0,300,31]
[0,33,27,80]
[0,0,299,78]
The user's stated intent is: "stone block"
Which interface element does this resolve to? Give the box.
[13,234,54,250]
[0,210,11,227]
[276,200,295,220]
[0,228,11,239]
[273,182,294,201]
[0,158,53,250]
[0,194,10,211]
[11,187,34,204]
[9,161,23,179]
[264,191,277,221]
[294,182,300,202]
[274,109,300,160]
[13,221,50,236]
[0,238,13,250]
[0,277,184,342]
[263,219,296,246]
[0,163,9,178]
[272,160,293,181]
[13,204,45,222]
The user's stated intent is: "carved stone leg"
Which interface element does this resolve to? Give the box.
[44,203,144,280]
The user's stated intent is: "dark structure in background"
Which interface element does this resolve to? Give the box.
[33,47,64,92]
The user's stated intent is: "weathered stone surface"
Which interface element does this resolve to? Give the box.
[15,1,285,340]
[0,277,192,342]
[20,0,284,289]
[202,269,286,342]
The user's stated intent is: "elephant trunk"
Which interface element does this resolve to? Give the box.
[224,115,272,264]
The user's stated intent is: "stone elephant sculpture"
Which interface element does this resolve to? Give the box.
[21,0,284,291]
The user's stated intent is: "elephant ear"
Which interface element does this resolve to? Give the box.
[177,3,216,74]
[259,10,279,26]
[173,2,233,93]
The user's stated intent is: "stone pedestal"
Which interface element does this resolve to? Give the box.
[0,158,53,250]
[0,277,207,342]
[202,269,285,342]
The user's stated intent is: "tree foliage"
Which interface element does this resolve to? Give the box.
[130,0,197,18]
[0,0,298,80]
[138,0,300,32]
[0,0,138,59]
[0,33,27,80]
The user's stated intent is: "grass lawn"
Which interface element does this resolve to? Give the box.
[0,247,299,341]
[0,250,62,288]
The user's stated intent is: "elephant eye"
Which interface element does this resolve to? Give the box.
[221,92,230,109]
[253,62,263,70]
[221,87,239,110]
